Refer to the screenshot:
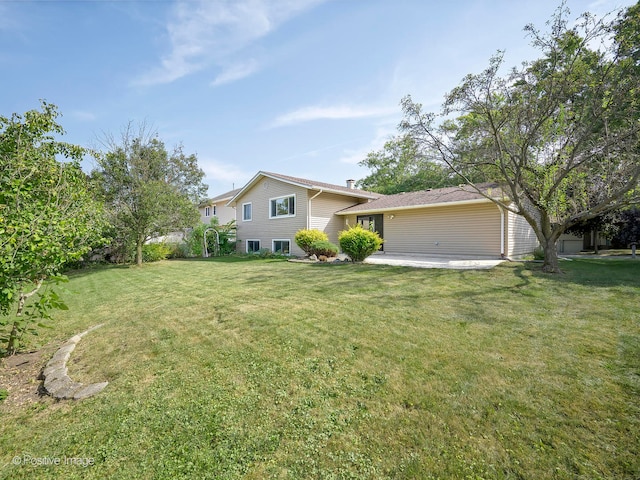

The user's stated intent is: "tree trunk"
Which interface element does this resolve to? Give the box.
[541,237,562,273]
[136,240,143,267]
[7,322,20,356]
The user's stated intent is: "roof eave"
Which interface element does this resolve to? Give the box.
[335,197,497,215]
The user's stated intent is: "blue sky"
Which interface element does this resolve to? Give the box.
[1,0,634,197]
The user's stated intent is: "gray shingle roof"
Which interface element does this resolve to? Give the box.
[336,182,503,214]
[229,171,383,203]
[199,188,242,207]
[260,171,382,198]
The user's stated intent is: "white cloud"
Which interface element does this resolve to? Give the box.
[211,59,260,87]
[133,0,324,86]
[337,125,397,165]
[70,111,97,122]
[199,157,251,184]
[269,104,397,128]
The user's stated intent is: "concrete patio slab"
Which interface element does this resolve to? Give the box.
[364,253,505,270]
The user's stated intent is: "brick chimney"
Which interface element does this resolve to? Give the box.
[346,179,355,189]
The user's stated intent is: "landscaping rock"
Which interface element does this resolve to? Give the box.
[73,382,109,400]
[42,325,108,400]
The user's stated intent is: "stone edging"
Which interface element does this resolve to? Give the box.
[42,324,108,400]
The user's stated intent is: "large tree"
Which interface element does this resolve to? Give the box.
[400,4,640,273]
[0,102,106,355]
[94,125,207,266]
[357,135,491,194]
[357,135,453,194]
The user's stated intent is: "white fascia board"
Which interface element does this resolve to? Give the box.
[334,197,495,216]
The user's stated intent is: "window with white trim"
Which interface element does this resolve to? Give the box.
[242,202,252,221]
[247,240,260,253]
[272,239,291,255]
[213,205,217,216]
[204,206,211,217]
[269,195,295,218]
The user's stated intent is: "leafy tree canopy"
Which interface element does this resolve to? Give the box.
[0,102,106,354]
[357,134,490,195]
[93,124,208,266]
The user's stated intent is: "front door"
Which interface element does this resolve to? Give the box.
[357,214,384,251]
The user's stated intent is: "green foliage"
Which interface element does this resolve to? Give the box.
[142,243,172,262]
[166,242,190,259]
[186,218,237,257]
[533,246,545,260]
[0,101,107,355]
[0,388,7,403]
[309,240,339,257]
[357,135,478,194]
[338,224,383,262]
[294,229,329,255]
[93,124,207,266]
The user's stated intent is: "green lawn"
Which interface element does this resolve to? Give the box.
[1,257,638,479]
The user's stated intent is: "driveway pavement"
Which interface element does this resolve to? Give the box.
[363,253,505,270]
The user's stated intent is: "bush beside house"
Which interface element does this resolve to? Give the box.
[338,225,383,262]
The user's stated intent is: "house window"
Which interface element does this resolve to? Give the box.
[247,240,260,253]
[205,206,211,217]
[272,239,291,255]
[242,202,252,221]
[213,205,217,216]
[270,195,295,218]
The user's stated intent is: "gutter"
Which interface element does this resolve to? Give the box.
[496,204,505,258]
[307,190,323,229]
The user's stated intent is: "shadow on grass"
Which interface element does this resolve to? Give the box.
[523,258,640,288]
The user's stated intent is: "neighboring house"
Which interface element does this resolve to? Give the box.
[557,231,611,254]
[336,183,538,258]
[198,188,241,225]
[226,171,380,256]
[227,171,540,258]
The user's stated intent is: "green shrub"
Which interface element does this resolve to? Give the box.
[0,388,7,403]
[310,240,339,257]
[166,243,191,259]
[142,243,172,262]
[295,229,329,255]
[338,224,383,262]
[533,245,545,260]
[186,220,237,257]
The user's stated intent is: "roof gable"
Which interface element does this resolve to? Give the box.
[199,188,242,208]
[228,171,382,205]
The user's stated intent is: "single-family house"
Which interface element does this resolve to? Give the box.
[226,171,539,258]
[336,184,538,258]
[226,171,380,256]
[198,188,241,225]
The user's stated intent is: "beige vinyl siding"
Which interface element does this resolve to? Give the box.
[507,211,538,257]
[235,178,308,256]
[557,232,584,253]
[309,192,364,245]
[199,202,236,225]
[345,202,502,256]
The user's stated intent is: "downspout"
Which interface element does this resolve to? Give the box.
[307,190,323,229]
[496,204,505,259]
